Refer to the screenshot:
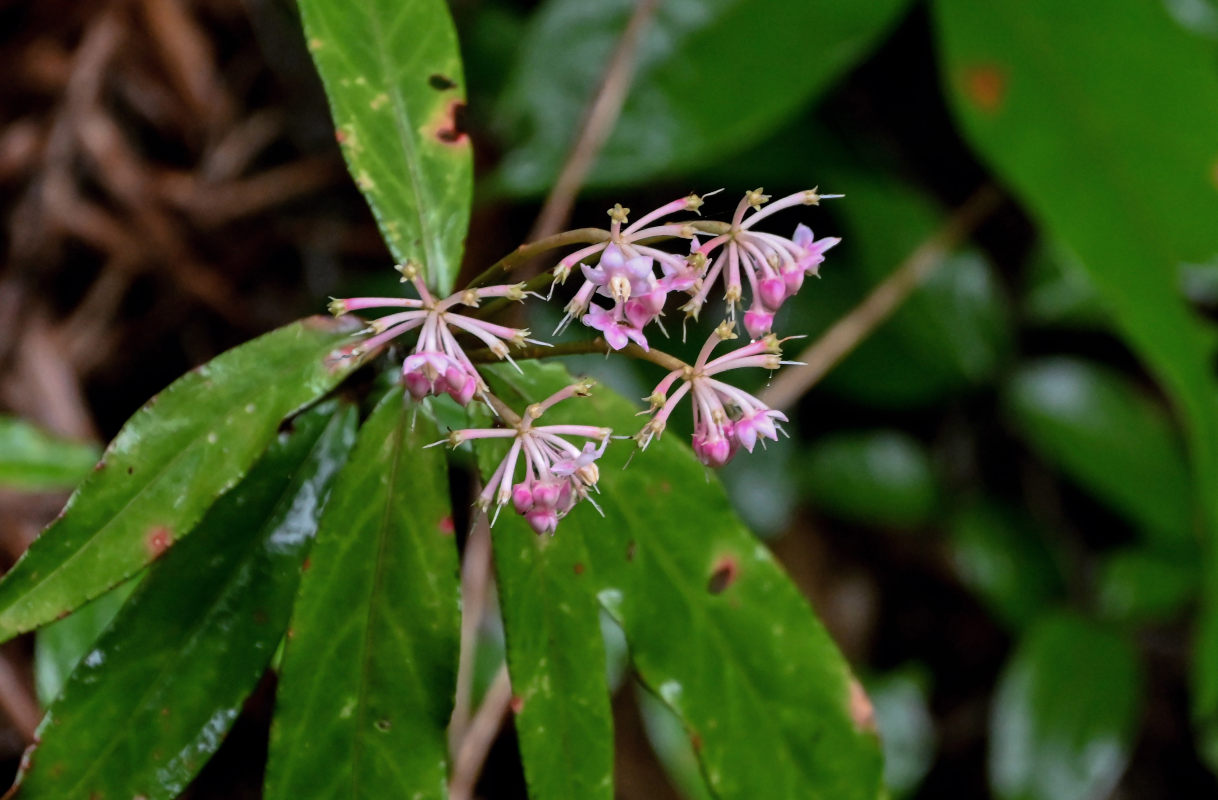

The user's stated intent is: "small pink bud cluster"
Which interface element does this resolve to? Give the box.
[553,189,840,345]
[638,324,792,468]
[440,382,610,535]
[328,263,534,406]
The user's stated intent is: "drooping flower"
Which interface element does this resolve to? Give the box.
[440,381,612,535]
[638,323,792,467]
[679,188,841,333]
[553,198,706,339]
[328,262,537,406]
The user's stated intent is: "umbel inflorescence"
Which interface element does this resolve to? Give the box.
[329,188,840,535]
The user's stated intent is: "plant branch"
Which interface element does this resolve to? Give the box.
[449,663,512,800]
[759,184,1003,412]
[525,0,663,247]
[466,228,609,289]
[448,513,493,753]
[469,338,688,372]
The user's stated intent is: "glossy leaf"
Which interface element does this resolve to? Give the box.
[946,500,1063,631]
[0,316,365,644]
[34,580,138,706]
[1097,549,1199,625]
[989,614,1143,800]
[484,363,883,800]
[8,402,356,799]
[637,687,714,800]
[495,0,912,193]
[1003,359,1194,547]
[0,417,99,491]
[299,0,472,292]
[487,507,615,800]
[266,389,460,800]
[804,430,939,528]
[932,0,1218,723]
[468,406,614,800]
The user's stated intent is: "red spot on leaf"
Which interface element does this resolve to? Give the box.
[302,557,312,572]
[962,64,1007,113]
[430,100,468,146]
[438,515,455,535]
[573,562,585,575]
[510,695,525,714]
[335,128,347,144]
[849,678,877,733]
[93,460,106,472]
[707,555,739,594]
[146,527,172,559]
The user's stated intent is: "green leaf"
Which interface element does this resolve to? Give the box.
[484,363,883,800]
[0,418,99,491]
[466,407,615,800]
[266,389,460,800]
[867,667,936,799]
[804,430,939,528]
[946,500,1063,631]
[8,402,356,799]
[495,0,913,193]
[34,580,138,706]
[1097,548,1199,625]
[638,686,714,800]
[0,316,365,644]
[487,511,615,800]
[989,614,1143,800]
[1002,359,1194,547]
[299,0,472,292]
[931,0,1218,725]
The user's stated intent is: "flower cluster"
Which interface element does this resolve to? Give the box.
[437,381,611,535]
[329,188,840,534]
[329,262,535,406]
[637,323,792,468]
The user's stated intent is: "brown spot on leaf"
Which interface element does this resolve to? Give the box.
[510,695,525,714]
[428,73,457,91]
[962,64,1007,113]
[626,540,637,561]
[707,555,739,594]
[335,128,347,144]
[146,526,172,559]
[574,562,585,575]
[302,557,311,572]
[161,707,170,716]
[690,732,703,752]
[430,100,468,146]
[849,678,877,734]
[374,718,391,732]
[127,466,134,475]
[93,460,105,472]
[252,608,268,625]
[438,515,455,535]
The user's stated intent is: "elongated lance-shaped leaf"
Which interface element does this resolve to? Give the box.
[930,0,1218,737]
[7,401,357,800]
[484,363,883,800]
[298,0,472,293]
[0,417,99,491]
[471,424,614,800]
[0,317,365,644]
[265,389,460,800]
[496,0,913,193]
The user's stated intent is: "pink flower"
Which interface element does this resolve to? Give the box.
[583,303,649,351]
[638,323,791,466]
[680,188,841,326]
[329,263,539,406]
[440,381,612,535]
